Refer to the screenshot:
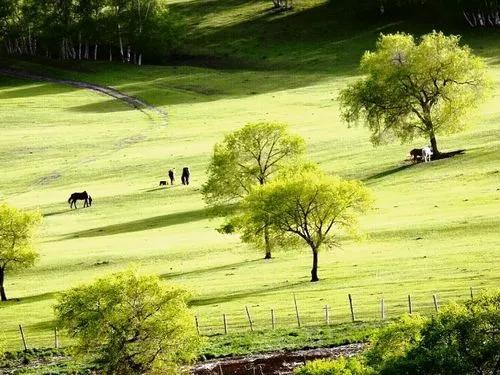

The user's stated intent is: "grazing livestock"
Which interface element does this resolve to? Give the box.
[168,169,175,185]
[159,180,167,186]
[181,167,190,185]
[68,191,91,209]
[410,148,423,162]
[422,146,433,162]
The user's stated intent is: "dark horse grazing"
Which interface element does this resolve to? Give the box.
[68,191,92,209]
[409,148,423,162]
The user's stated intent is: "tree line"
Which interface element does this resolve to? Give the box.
[345,0,500,27]
[0,0,182,65]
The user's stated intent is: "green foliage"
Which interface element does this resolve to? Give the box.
[364,292,500,374]
[0,0,184,63]
[203,122,305,206]
[364,314,427,372]
[294,357,373,375]
[339,31,490,152]
[241,169,372,280]
[54,269,201,374]
[0,203,41,301]
[203,122,305,257]
[396,292,500,374]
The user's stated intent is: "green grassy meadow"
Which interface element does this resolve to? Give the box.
[1,0,499,353]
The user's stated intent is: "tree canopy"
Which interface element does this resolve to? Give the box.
[339,31,490,155]
[241,169,372,281]
[203,122,305,259]
[0,203,41,302]
[55,269,200,374]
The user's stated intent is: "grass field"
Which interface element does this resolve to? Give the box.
[1,0,499,353]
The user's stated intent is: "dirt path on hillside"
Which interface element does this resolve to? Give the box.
[0,67,168,124]
[192,343,365,375]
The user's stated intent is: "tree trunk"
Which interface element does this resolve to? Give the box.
[118,24,124,62]
[264,222,272,259]
[0,268,7,302]
[311,248,319,282]
[430,133,440,157]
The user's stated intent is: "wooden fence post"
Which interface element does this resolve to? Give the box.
[348,294,355,322]
[19,324,28,351]
[433,294,439,312]
[245,306,254,332]
[54,327,59,349]
[271,309,276,330]
[324,305,330,326]
[195,315,200,335]
[223,314,228,334]
[293,294,301,328]
[408,295,413,314]
[381,298,385,320]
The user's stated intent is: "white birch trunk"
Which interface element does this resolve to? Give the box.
[78,32,82,60]
[138,53,142,66]
[118,24,124,62]
[94,44,98,60]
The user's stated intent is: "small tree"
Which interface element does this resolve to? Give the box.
[0,203,41,302]
[203,122,305,259]
[339,31,490,156]
[241,170,372,281]
[55,269,201,374]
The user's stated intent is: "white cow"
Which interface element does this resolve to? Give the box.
[422,146,433,162]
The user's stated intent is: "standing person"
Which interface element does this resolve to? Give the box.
[181,167,190,185]
[168,169,175,185]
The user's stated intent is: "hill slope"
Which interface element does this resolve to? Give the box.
[0,0,499,351]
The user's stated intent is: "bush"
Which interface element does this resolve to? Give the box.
[364,314,427,373]
[55,269,201,375]
[365,292,500,375]
[294,357,373,375]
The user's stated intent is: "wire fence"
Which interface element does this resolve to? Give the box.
[2,286,484,351]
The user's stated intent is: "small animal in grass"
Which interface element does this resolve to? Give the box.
[159,180,167,186]
[68,191,92,209]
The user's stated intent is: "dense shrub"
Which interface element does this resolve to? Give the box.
[294,357,372,375]
[55,269,201,375]
[365,292,500,374]
[296,292,499,375]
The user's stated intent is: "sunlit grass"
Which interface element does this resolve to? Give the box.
[0,0,499,353]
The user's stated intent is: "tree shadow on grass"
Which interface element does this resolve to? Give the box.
[189,280,308,307]
[43,209,70,218]
[2,291,59,306]
[69,98,135,113]
[161,259,263,281]
[61,207,208,240]
[0,80,76,99]
[364,163,414,181]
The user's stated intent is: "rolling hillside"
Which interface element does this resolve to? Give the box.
[0,0,499,352]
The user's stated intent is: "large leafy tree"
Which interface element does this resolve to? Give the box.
[203,122,305,259]
[241,169,372,281]
[0,203,41,302]
[55,269,200,374]
[339,31,490,156]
